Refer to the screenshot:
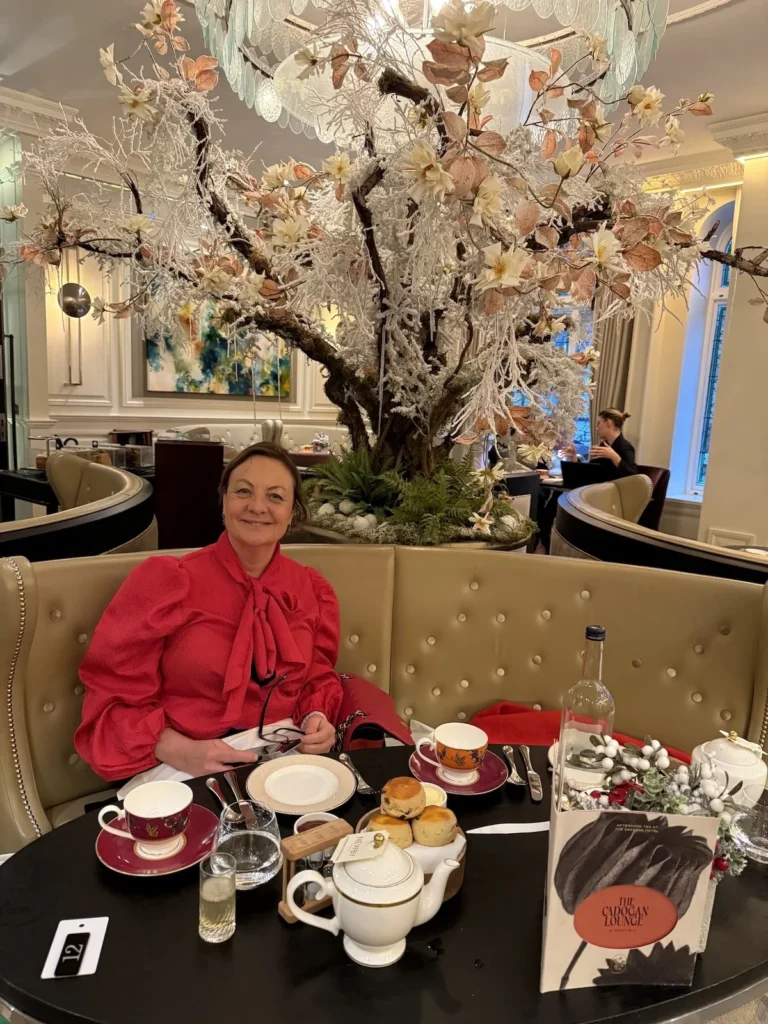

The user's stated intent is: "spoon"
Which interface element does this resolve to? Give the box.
[206,777,243,822]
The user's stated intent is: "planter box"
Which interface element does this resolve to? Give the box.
[286,525,527,550]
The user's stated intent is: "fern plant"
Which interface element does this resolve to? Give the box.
[304,446,403,515]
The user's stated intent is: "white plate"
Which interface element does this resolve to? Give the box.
[246,754,357,815]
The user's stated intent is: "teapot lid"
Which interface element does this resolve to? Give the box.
[334,834,422,905]
[702,732,763,768]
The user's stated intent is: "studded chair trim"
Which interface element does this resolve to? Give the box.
[3,559,43,839]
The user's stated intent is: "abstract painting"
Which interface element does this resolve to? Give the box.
[146,303,291,397]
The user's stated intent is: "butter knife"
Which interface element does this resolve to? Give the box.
[224,771,258,830]
[518,745,543,803]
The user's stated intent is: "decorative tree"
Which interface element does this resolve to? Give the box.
[2,0,766,540]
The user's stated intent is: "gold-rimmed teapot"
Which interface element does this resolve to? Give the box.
[692,731,767,808]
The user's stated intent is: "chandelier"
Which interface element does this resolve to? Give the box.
[193,0,668,133]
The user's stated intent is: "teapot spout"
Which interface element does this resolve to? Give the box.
[415,857,461,927]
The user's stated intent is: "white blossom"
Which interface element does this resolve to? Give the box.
[475,243,529,292]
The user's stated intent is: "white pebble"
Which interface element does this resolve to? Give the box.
[656,757,670,770]
[352,515,371,534]
[601,757,614,770]
[338,498,356,515]
[318,502,336,516]
[709,798,724,814]
[364,513,378,528]
[620,770,632,782]
[642,745,653,757]
[651,740,661,751]
[638,758,651,771]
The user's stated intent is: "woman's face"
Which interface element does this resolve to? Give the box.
[596,416,614,441]
[223,456,295,550]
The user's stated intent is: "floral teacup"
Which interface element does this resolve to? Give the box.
[416,723,488,786]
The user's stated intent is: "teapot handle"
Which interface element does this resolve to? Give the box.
[286,870,340,936]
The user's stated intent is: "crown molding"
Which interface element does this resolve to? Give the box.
[0,87,78,138]
[710,113,768,160]
[642,150,743,191]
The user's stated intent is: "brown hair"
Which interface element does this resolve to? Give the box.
[219,442,308,527]
[598,408,631,430]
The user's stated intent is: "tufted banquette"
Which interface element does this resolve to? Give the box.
[1,545,766,851]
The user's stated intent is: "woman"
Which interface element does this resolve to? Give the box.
[75,443,341,782]
[561,409,638,478]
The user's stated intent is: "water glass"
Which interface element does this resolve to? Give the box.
[216,800,283,890]
[731,804,768,864]
[199,852,236,944]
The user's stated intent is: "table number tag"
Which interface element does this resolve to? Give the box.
[332,831,389,864]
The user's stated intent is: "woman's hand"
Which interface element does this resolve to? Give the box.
[559,443,577,461]
[589,445,621,466]
[299,714,336,754]
[155,728,258,778]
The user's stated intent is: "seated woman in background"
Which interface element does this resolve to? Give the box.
[75,443,341,782]
[561,408,638,478]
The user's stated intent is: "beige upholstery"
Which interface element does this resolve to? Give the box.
[1,545,766,852]
[577,474,652,524]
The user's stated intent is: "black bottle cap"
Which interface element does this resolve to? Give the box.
[585,625,606,641]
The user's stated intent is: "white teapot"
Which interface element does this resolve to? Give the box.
[691,731,767,808]
[286,832,462,967]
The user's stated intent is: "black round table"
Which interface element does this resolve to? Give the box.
[1,747,767,1024]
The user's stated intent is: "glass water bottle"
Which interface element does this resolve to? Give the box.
[558,624,615,775]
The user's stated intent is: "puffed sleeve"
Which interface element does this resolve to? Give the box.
[294,568,344,727]
[74,557,190,781]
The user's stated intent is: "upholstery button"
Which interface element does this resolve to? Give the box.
[367,664,377,673]
[74,685,85,696]
[68,754,79,766]
[691,692,703,703]
[496,614,506,623]
[532,655,542,666]
[720,625,731,636]
[533,703,542,711]
[50,609,62,622]
[43,702,55,713]
[541,610,551,620]
[666,668,677,679]
[427,636,436,646]
[469,581,479,591]
[349,634,359,644]
[457,711,466,720]
[720,710,732,721]
[406,665,415,674]
[432,687,441,697]
[694,644,705,655]
[496,668,505,677]
[580,590,590,600]
[457,613,467,623]
[460,679,469,689]
[77,633,88,645]
[404,706,413,716]
[632,659,642,669]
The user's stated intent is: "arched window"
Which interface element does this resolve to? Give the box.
[689,230,732,492]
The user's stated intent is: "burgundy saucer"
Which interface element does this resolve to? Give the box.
[95,804,218,877]
[409,749,508,796]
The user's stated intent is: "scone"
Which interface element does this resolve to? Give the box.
[365,813,413,849]
[412,806,458,847]
[381,777,426,820]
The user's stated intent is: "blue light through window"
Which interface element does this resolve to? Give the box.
[720,239,732,289]
[695,302,727,487]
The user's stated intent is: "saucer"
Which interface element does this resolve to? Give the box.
[409,750,508,796]
[246,754,356,814]
[95,804,218,877]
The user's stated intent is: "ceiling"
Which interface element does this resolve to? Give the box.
[1,0,765,168]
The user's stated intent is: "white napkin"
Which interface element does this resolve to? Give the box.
[467,821,550,835]
[116,719,295,800]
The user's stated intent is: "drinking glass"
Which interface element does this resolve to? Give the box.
[731,805,768,864]
[216,801,283,890]
[199,852,236,944]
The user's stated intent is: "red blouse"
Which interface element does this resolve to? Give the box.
[75,533,343,781]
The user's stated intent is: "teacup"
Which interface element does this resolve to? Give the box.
[416,723,488,786]
[98,781,193,860]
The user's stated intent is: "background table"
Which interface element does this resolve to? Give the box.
[0,469,59,521]
[1,747,766,1024]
